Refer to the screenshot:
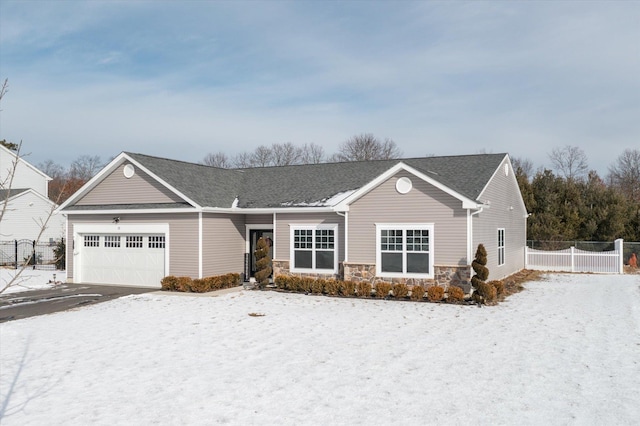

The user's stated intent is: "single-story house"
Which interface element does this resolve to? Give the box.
[58,152,528,289]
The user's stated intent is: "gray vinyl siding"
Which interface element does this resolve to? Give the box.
[274,212,345,262]
[472,158,527,279]
[202,213,245,277]
[349,171,468,266]
[66,212,199,280]
[76,163,186,205]
[245,214,274,225]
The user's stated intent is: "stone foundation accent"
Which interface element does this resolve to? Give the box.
[343,262,471,292]
[272,259,340,281]
[274,260,471,293]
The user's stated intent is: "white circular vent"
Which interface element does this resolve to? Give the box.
[123,164,135,179]
[396,177,412,194]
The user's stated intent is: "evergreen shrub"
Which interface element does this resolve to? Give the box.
[446,285,465,304]
[392,283,409,299]
[426,285,445,302]
[374,282,392,299]
[410,285,425,301]
[339,280,356,297]
[356,282,372,298]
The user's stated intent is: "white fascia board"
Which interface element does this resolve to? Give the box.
[477,154,527,213]
[57,153,201,211]
[333,162,482,211]
[0,144,52,181]
[202,206,335,214]
[10,188,58,207]
[64,208,199,215]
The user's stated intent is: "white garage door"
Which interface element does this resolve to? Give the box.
[80,234,165,287]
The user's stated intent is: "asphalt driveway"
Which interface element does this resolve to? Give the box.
[0,283,156,323]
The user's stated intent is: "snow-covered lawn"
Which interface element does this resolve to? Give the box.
[0,268,65,294]
[1,273,639,425]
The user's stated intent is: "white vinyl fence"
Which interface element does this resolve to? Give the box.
[525,239,624,274]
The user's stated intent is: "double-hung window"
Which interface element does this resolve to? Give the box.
[291,225,338,273]
[497,228,505,266]
[376,224,434,278]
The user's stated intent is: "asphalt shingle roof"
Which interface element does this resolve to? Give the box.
[124,152,507,209]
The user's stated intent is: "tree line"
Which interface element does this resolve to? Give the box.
[515,146,640,242]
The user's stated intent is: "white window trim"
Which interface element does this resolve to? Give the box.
[290,224,339,274]
[497,228,505,267]
[376,223,434,279]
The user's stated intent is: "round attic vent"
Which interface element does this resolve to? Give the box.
[396,177,412,194]
[123,164,135,179]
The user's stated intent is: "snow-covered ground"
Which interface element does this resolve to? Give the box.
[0,268,66,294]
[1,273,639,425]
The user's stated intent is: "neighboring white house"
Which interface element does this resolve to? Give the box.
[0,144,65,242]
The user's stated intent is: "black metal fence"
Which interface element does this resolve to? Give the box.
[0,239,63,270]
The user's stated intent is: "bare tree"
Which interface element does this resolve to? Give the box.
[232,151,253,168]
[333,133,402,162]
[511,156,534,180]
[300,143,326,164]
[608,148,640,202]
[202,151,232,168]
[69,155,103,181]
[0,79,68,293]
[271,142,301,166]
[548,145,588,181]
[38,159,66,179]
[250,145,273,168]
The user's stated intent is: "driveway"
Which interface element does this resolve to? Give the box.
[0,283,156,322]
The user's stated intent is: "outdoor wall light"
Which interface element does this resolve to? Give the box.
[113,217,120,224]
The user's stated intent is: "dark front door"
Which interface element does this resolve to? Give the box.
[249,229,273,278]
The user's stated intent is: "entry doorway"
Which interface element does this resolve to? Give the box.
[248,228,273,279]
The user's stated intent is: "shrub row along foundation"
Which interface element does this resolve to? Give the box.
[161,273,241,293]
[273,275,471,304]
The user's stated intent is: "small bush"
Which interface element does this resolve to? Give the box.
[426,285,444,302]
[374,282,392,299]
[392,283,409,299]
[161,275,180,291]
[489,280,505,298]
[339,280,356,297]
[311,279,324,294]
[410,285,425,301]
[324,280,340,296]
[446,285,465,304]
[286,276,299,292]
[356,281,372,298]
[190,278,208,293]
[176,276,193,292]
[475,281,497,304]
[274,275,287,290]
[299,277,314,293]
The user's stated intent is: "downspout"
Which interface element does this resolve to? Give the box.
[198,212,203,279]
[468,207,484,265]
[336,211,348,262]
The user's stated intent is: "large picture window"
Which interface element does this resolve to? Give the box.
[377,224,434,278]
[497,228,505,266]
[291,225,338,272]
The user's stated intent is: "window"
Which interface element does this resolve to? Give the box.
[105,235,121,248]
[84,235,99,247]
[291,225,337,272]
[126,236,143,248]
[149,236,165,249]
[377,224,433,277]
[498,228,505,266]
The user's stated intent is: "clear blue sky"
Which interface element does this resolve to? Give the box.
[0,0,638,176]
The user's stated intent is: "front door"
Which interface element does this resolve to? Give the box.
[249,229,273,278]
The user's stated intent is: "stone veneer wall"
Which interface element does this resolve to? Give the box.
[342,262,471,292]
[272,259,341,281]
[274,259,471,292]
